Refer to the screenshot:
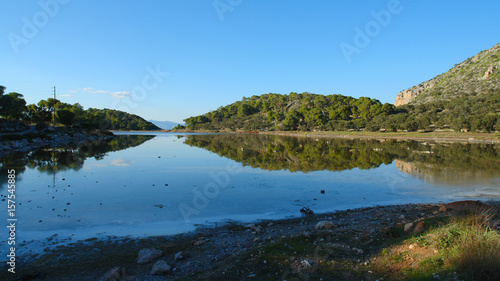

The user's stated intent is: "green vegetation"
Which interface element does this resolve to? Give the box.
[183,91,500,133]
[0,86,27,120]
[398,90,500,132]
[184,92,395,131]
[0,85,160,131]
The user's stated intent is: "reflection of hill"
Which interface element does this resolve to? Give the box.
[185,135,500,183]
[395,142,500,184]
[0,135,154,188]
[184,134,415,173]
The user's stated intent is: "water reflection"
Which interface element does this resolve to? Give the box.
[0,135,154,189]
[184,134,500,184]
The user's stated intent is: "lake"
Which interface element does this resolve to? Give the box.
[1,132,499,254]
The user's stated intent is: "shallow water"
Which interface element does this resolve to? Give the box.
[1,133,499,254]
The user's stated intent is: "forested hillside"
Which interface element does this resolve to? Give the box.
[0,85,160,131]
[183,43,500,133]
[184,92,394,131]
[182,91,500,133]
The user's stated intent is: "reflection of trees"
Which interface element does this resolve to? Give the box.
[184,135,500,182]
[184,135,414,172]
[0,135,154,188]
[0,153,27,189]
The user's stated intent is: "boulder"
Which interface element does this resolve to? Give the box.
[150,260,171,275]
[315,221,335,230]
[404,222,413,232]
[414,221,425,233]
[137,248,163,264]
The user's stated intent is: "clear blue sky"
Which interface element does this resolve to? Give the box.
[2,0,499,123]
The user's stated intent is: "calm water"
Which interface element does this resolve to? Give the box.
[1,133,499,251]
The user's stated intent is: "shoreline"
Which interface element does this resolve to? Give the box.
[3,200,498,280]
[259,130,500,144]
[154,129,500,144]
[0,128,114,157]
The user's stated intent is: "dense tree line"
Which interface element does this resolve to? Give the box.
[182,91,499,133]
[0,85,160,131]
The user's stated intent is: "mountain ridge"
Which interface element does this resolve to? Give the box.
[395,43,500,106]
[148,120,184,130]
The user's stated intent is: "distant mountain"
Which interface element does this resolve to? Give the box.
[148,120,184,130]
[395,43,500,106]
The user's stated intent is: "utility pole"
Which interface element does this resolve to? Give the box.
[53,86,56,127]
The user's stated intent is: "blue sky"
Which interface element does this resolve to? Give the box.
[1,0,499,123]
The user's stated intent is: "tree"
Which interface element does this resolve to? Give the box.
[55,110,76,127]
[0,92,27,120]
[282,110,302,130]
[36,98,59,123]
[482,115,497,132]
[404,120,419,132]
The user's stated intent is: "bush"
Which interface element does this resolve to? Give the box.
[35,122,47,131]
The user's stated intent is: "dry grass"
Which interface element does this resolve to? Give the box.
[448,210,500,281]
[370,207,500,281]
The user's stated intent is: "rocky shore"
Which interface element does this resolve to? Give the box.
[4,200,499,281]
[0,130,114,157]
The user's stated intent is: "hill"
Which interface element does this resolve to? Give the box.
[184,92,394,131]
[181,44,500,133]
[1,86,161,131]
[148,120,183,130]
[395,43,500,106]
[82,108,161,131]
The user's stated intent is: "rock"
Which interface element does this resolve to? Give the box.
[246,224,263,234]
[137,248,163,264]
[414,221,425,233]
[174,251,184,261]
[192,240,206,246]
[315,221,335,230]
[353,247,364,254]
[439,205,447,212]
[150,260,171,275]
[409,244,416,249]
[99,266,121,281]
[300,207,314,216]
[404,222,414,232]
[301,260,311,267]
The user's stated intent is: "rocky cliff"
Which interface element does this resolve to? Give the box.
[395,43,500,106]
